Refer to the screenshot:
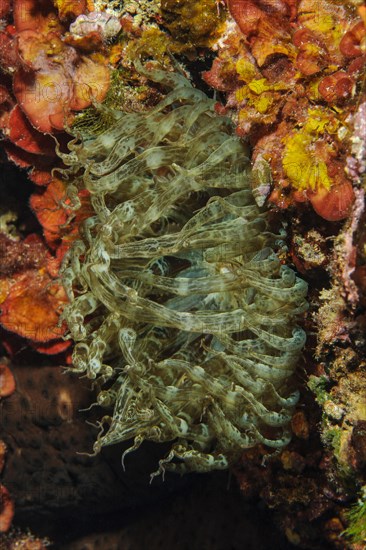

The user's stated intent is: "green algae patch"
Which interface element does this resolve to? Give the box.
[343,486,366,546]
[59,64,307,477]
[161,0,226,48]
[125,27,188,66]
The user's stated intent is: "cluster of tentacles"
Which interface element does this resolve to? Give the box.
[59,65,308,476]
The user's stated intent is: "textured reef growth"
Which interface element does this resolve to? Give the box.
[205,0,365,221]
[60,66,307,476]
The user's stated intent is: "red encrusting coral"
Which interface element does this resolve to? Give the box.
[0,0,116,353]
[308,181,355,222]
[0,173,93,350]
[1,0,112,147]
[30,178,70,247]
[0,484,14,533]
[0,363,15,397]
[340,20,366,57]
[7,105,55,155]
[0,232,68,349]
[11,0,110,133]
[205,0,365,222]
[0,0,11,19]
[318,71,354,104]
[0,378,15,534]
[0,271,66,343]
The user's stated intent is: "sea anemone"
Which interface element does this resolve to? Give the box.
[59,64,307,477]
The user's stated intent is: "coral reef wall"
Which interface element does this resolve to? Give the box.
[0,0,365,548]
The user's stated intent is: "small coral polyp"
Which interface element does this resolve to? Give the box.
[60,66,308,476]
